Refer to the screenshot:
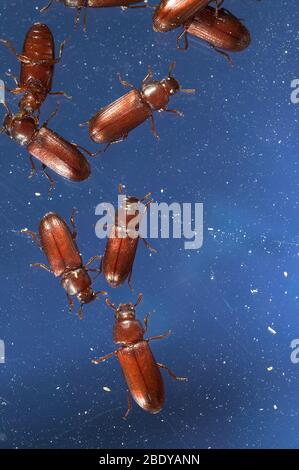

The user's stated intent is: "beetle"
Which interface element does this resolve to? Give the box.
[86,63,194,147]
[92,294,187,417]
[177,6,251,63]
[102,184,156,290]
[0,23,68,116]
[22,211,106,319]
[153,0,223,33]
[1,107,91,190]
[40,0,146,31]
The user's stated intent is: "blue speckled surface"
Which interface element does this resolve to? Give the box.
[0,0,299,449]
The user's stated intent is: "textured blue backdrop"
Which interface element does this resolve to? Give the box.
[0,0,299,449]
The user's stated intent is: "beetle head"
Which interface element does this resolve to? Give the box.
[3,113,37,146]
[77,287,96,305]
[106,293,143,321]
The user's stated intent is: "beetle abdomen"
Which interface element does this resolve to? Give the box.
[187,7,251,51]
[39,212,82,277]
[89,90,150,144]
[27,127,91,181]
[118,341,164,413]
[21,23,54,89]
[103,235,138,287]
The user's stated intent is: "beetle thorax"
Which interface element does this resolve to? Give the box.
[61,268,92,299]
[113,318,144,345]
[3,114,37,146]
[141,82,170,111]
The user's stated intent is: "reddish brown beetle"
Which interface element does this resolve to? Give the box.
[177,6,251,63]
[102,184,156,289]
[153,0,222,33]
[0,23,68,116]
[41,0,146,31]
[22,211,106,319]
[1,108,91,190]
[86,64,194,147]
[92,294,187,417]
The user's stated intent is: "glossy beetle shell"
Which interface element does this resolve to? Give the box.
[88,74,180,144]
[102,195,144,288]
[186,6,251,51]
[89,90,150,144]
[117,341,164,413]
[27,127,91,181]
[39,212,82,277]
[153,0,209,32]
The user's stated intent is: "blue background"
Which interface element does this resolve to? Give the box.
[0,0,299,449]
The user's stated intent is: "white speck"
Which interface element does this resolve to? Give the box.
[283,271,288,278]
[267,366,273,372]
[35,192,41,197]
[103,386,111,392]
[250,288,258,294]
[274,404,278,410]
[160,188,164,193]
[268,326,277,335]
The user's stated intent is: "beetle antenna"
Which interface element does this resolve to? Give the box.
[1,99,12,115]
[180,88,196,94]
[168,61,176,78]
[106,298,117,311]
[134,293,143,307]
[40,0,54,13]
[140,192,151,203]
[95,290,107,299]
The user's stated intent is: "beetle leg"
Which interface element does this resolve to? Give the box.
[127,269,134,293]
[157,363,188,381]
[117,73,135,90]
[73,144,100,158]
[0,39,18,58]
[149,113,160,140]
[40,0,54,13]
[105,298,117,312]
[213,0,224,16]
[122,3,147,9]
[28,156,36,179]
[5,71,20,88]
[92,350,118,364]
[142,66,154,85]
[67,294,74,313]
[147,330,171,342]
[122,392,133,420]
[142,237,157,253]
[20,228,41,248]
[86,255,102,268]
[42,104,60,128]
[176,29,189,51]
[143,313,150,333]
[82,8,88,33]
[31,262,52,273]
[163,107,184,117]
[78,303,84,320]
[57,40,66,62]
[74,8,82,31]
[41,164,56,194]
[69,208,78,239]
[211,45,234,66]
[49,90,72,100]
